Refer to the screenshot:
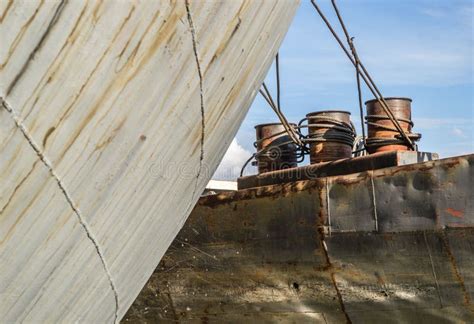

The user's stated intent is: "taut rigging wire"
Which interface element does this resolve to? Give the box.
[241,0,418,176]
[310,0,415,150]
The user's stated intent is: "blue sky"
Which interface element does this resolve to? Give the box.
[214,0,473,179]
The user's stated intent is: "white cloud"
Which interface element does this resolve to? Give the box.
[361,46,471,86]
[420,3,473,27]
[419,8,446,18]
[212,139,255,180]
[415,117,472,130]
[452,127,467,138]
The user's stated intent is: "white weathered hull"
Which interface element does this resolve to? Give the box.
[0,0,299,322]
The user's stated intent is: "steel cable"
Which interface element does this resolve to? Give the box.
[298,115,356,147]
[310,0,415,150]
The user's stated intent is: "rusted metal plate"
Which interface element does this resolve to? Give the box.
[125,155,473,322]
[238,150,439,190]
[444,228,474,304]
[370,155,473,232]
[326,232,470,310]
[326,174,375,232]
[126,185,346,322]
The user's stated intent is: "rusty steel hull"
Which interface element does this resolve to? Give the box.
[125,154,474,323]
[237,150,439,190]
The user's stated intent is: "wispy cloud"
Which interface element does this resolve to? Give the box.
[415,117,472,130]
[220,0,473,172]
[451,127,467,138]
[420,8,445,18]
[419,2,473,27]
[278,1,473,88]
[213,139,255,180]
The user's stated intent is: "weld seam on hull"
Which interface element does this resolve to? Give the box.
[440,230,472,309]
[319,184,352,323]
[423,231,444,308]
[370,170,378,232]
[185,0,206,210]
[325,178,331,236]
[320,239,352,323]
[1,97,120,323]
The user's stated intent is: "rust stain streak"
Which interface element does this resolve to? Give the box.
[0,0,13,23]
[1,97,120,322]
[94,5,181,132]
[46,4,135,161]
[6,0,67,95]
[0,0,45,70]
[203,1,274,132]
[115,8,163,81]
[116,38,141,73]
[116,34,134,62]
[0,160,40,217]
[42,126,56,148]
[93,118,126,152]
[213,15,242,61]
[158,50,196,119]
[66,1,98,43]
[44,209,72,243]
[208,61,252,130]
[122,6,179,84]
[0,162,45,247]
[22,1,95,120]
[55,83,126,166]
[205,1,249,71]
[91,0,104,24]
[114,6,142,72]
[440,230,472,308]
[57,69,135,164]
[317,185,352,323]
[0,126,18,153]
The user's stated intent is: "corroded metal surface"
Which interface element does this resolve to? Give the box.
[125,154,473,323]
[255,123,298,173]
[365,97,420,153]
[238,150,439,190]
[0,1,300,322]
[306,110,354,163]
